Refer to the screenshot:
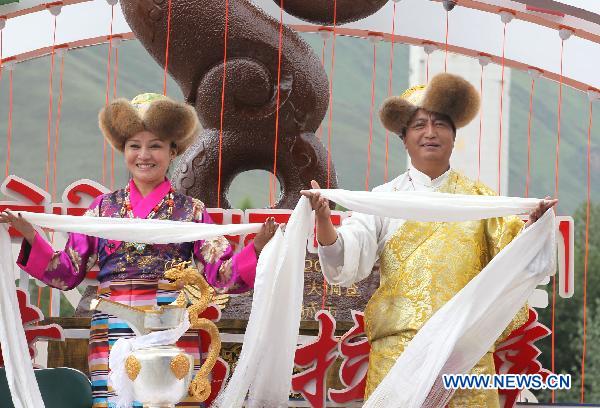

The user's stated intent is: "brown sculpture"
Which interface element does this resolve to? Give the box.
[119,0,336,208]
[274,0,389,25]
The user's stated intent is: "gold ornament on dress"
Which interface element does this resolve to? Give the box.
[170,354,191,380]
[164,260,223,402]
[126,355,141,381]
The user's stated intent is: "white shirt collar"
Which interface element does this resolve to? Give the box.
[408,165,451,188]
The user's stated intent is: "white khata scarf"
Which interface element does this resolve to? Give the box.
[0,190,554,408]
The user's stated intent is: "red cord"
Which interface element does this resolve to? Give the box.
[321,0,338,310]
[113,46,118,100]
[497,23,507,195]
[365,42,377,191]
[163,0,173,96]
[444,11,449,72]
[477,64,483,182]
[326,0,337,189]
[525,76,536,198]
[317,37,326,141]
[217,0,230,208]
[580,100,592,403]
[52,53,65,201]
[270,0,285,207]
[426,53,430,85]
[103,7,115,187]
[111,46,119,190]
[384,2,397,183]
[5,69,13,179]
[46,16,58,193]
[550,42,565,403]
[555,40,564,202]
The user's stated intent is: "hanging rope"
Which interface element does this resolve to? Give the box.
[426,53,430,84]
[217,0,230,208]
[269,0,285,207]
[317,35,326,141]
[423,43,436,85]
[554,39,565,201]
[111,38,120,190]
[580,93,594,403]
[163,0,173,95]
[444,10,449,72]
[45,14,58,193]
[364,38,378,191]
[525,70,538,198]
[551,35,568,403]
[326,0,338,189]
[103,6,115,187]
[1,32,9,179]
[497,22,507,195]
[5,62,14,179]
[384,2,397,183]
[52,49,66,201]
[321,0,339,309]
[477,62,484,182]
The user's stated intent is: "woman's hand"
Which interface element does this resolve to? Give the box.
[253,217,279,255]
[300,180,331,221]
[524,196,558,228]
[0,210,37,244]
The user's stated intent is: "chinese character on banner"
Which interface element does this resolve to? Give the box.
[329,310,370,404]
[0,289,64,368]
[494,308,552,408]
[292,310,338,408]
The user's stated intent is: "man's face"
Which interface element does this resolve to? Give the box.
[403,109,455,167]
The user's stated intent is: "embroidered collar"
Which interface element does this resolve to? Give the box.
[408,166,451,189]
[128,178,173,219]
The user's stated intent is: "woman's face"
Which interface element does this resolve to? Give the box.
[124,131,176,186]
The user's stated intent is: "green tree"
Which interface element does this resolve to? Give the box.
[237,196,255,211]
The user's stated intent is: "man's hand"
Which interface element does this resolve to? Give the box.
[300,180,337,246]
[300,180,331,221]
[524,196,558,228]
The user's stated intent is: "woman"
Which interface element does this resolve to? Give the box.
[0,93,277,407]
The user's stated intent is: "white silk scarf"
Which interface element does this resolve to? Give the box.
[0,190,554,408]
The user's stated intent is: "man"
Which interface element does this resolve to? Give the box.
[302,73,556,406]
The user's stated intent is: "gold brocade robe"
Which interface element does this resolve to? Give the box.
[363,171,528,406]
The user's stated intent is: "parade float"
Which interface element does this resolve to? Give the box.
[0,0,598,407]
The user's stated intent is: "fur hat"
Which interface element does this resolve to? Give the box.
[379,73,480,136]
[98,93,200,156]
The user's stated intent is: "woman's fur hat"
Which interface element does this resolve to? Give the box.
[98,93,200,156]
[379,73,480,136]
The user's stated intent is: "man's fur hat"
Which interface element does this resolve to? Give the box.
[379,73,480,136]
[98,93,200,156]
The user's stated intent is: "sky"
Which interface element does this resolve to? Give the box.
[560,0,600,14]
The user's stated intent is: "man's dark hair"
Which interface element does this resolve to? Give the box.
[399,110,456,139]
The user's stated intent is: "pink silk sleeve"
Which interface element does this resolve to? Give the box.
[193,209,257,294]
[16,197,102,290]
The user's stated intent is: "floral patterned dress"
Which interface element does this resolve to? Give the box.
[17,179,258,407]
